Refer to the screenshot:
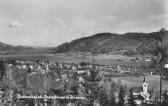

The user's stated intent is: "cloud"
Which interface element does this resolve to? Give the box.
[118,21,141,27]
[99,16,117,22]
[154,0,166,5]
[73,17,99,28]
[147,14,168,28]
[147,14,168,20]
[8,21,23,28]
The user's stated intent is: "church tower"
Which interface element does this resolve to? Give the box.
[140,77,150,101]
[143,77,148,93]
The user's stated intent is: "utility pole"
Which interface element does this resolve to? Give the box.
[44,70,47,106]
[160,59,163,104]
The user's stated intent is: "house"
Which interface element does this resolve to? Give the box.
[22,65,27,69]
[145,59,151,63]
[93,100,100,106]
[78,76,84,84]
[162,90,168,102]
[67,102,76,106]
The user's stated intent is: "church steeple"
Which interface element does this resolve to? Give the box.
[143,77,148,94]
[139,77,150,101]
[143,77,146,83]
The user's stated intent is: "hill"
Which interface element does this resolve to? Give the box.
[52,31,167,55]
[0,42,41,55]
[1,30,167,55]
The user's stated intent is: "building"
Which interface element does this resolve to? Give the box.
[132,77,150,105]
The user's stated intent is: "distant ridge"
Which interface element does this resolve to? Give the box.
[0,42,38,55]
[52,31,168,55]
[0,30,167,55]
[0,42,34,50]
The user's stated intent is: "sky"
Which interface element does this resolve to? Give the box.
[0,0,167,47]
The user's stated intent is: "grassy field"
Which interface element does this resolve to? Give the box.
[0,53,148,66]
[111,75,168,94]
[52,53,148,66]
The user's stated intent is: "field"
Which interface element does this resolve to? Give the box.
[111,75,168,94]
[0,53,148,66]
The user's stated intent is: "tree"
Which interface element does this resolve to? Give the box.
[26,72,45,94]
[127,88,136,106]
[83,69,102,105]
[108,83,116,106]
[2,89,14,106]
[155,28,168,103]
[11,59,16,66]
[98,85,108,106]
[0,59,5,80]
[3,66,17,89]
[118,86,126,106]
[161,90,168,106]
[155,29,168,73]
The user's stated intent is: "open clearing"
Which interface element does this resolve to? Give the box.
[111,75,168,93]
[0,53,147,66]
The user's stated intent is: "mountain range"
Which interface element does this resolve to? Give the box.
[0,30,167,55]
[52,31,167,55]
[0,42,48,55]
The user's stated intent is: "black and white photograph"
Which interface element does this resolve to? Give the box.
[0,0,168,106]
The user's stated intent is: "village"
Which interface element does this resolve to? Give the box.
[0,57,167,106]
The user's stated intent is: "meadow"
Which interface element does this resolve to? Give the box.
[0,53,146,66]
[111,75,168,93]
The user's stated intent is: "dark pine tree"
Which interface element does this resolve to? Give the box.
[107,82,116,106]
[128,88,136,106]
[98,85,108,106]
[118,86,125,106]
[0,59,6,80]
[83,69,102,105]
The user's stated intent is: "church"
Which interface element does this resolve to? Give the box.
[140,77,150,101]
[132,77,150,105]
